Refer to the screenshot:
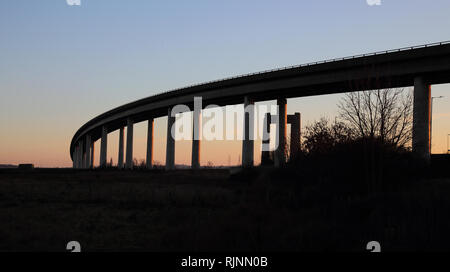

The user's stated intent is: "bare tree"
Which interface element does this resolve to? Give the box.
[303,118,354,154]
[338,88,413,147]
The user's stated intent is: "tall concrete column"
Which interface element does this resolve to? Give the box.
[275,98,287,168]
[166,108,176,170]
[77,144,81,169]
[74,147,78,169]
[288,113,301,161]
[412,76,431,162]
[126,118,134,169]
[100,126,108,168]
[80,144,84,168]
[261,112,272,164]
[77,143,82,169]
[90,141,95,169]
[80,140,86,169]
[85,135,91,169]
[191,99,202,169]
[72,150,77,169]
[75,144,80,169]
[73,147,78,169]
[242,96,255,168]
[146,118,154,169]
[118,127,124,169]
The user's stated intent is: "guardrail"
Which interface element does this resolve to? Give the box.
[150,40,450,97]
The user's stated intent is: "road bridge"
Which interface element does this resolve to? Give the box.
[71,41,450,169]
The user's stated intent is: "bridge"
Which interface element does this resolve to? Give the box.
[71,41,450,169]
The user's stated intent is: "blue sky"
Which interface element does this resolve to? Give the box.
[1,0,450,166]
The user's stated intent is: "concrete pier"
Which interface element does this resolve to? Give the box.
[287,113,301,161]
[100,126,108,168]
[126,118,134,169]
[166,108,176,170]
[90,141,95,168]
[275,98,287,168]
[74,145,78,169]
[261,112,272,164]
[85,135,91,169]
[80,143,84,168]
[412,76,431,162]
[80,141,85,169]
[73,147,78,169]
[118,127,124,169]
[242,96,254,168]
[72,151,76,168]
[191,99,202,169]
[78,143,83,169]
[146,118,154,169]
[77,142,83,169]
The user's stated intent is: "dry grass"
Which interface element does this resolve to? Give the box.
[0,168,450,252]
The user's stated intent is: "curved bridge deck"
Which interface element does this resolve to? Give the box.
[71,41,450,168]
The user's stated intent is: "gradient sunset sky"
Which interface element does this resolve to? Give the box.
[1,0,450,167]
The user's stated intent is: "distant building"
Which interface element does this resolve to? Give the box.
[0,164,17,169]
[18,164,34,170]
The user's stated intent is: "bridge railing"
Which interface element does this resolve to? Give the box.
[146,41,450,100]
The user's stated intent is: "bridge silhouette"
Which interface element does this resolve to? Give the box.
[71,41,450,169]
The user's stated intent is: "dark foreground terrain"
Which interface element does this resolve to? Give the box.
[1,165,450,252]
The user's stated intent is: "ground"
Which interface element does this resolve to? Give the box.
[1,168,450,252]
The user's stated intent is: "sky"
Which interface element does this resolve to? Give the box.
[1,0,450,167]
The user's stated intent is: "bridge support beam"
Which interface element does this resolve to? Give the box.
[275,98,287,168]
[73,146,78,169]
[85,135,91,169]
[146,118,154,169]
[72,150,76,169]
[90,141,95,169]
[80,143,84,169]
[166,108,176,170]
[287,113,301,161]
[100,126,108,168]
[79,142,83,169]
[412,76,431,162]
[261,112,272,165]
[242,96,254,168]
[76,144,81,169]
[126,118,134,169]
[191,98,202,170]
[74,146,78,169]
[118,127,124,169]
[80,140,86,169]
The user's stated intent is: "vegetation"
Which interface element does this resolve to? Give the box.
[338,88,413,147]
[298,88,418,194]
[0,163,449,252]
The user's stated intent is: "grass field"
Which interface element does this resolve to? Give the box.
[1,167,450,252]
